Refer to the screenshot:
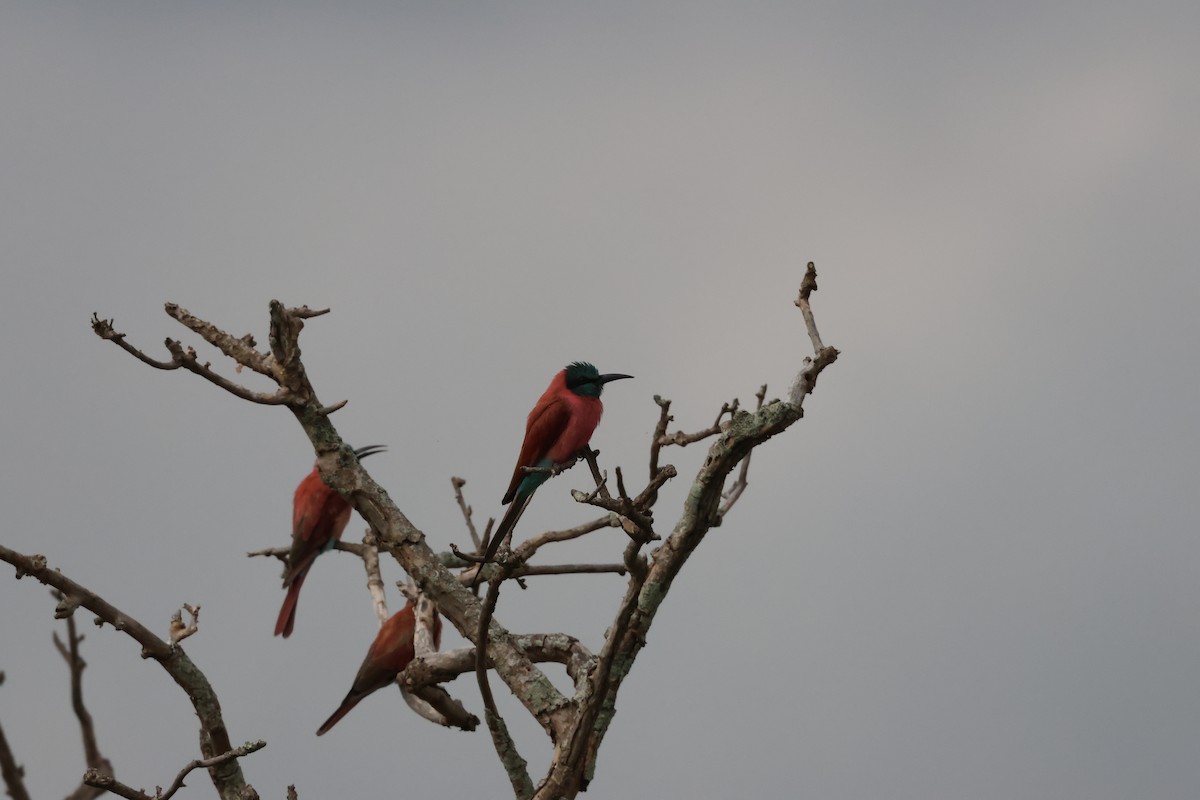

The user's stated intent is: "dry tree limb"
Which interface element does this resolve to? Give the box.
[162,338,291,406]
[246,539,367,563]
[462,514,626,585]
[655,398,738,447]
[474,569,533,798]
[356,532,389,625]
[401,685,479,731]
[0,546,258,800]
[50,591,114,800]
[0,672,32,800]
[77,772,151,800]
[82,741,266,800]
[717,383,768,521]
[515,515,621,558]
[448,550,627,584]
[788,263,839,405]
[648,395,673,479]
[154,740,266,800]
[451,477,483,551]
[168,604,201,645]
[513,563,626,577]
[395,588,478,730]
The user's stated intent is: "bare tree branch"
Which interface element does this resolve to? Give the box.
[475,574,534,797]
[402,634,595,692]
[90,314,179,370]
[50,592,114,800]
[451,477,483,551]
[78,771,151,800]
[717,383,768,520]
[163,338,291,406]
[82,741,265,800]
[357,533,389,625]
[0,546,258,800]
[516,515,621,557]
[168,604,201,646]
[655,398,738,447]
[396,589,479,730]
[0,671,31,800]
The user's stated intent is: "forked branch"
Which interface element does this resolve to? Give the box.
[0,546,257,800]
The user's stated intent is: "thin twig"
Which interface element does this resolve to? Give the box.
[357,532,389,625]
[51,590,113,800]
[788,263,840,406]
[155,741,266,800]
[451,477,483,551]
[717,384,767,520]
[794,263,824,353]
[82,741,266,800]
[655,399,738,448]
[168,604,200,645]
[515,564,627,576]
[648,395,672,479]
[90,314,179,371]
[78,771,150,800]
[514,515,621,560]
[580,448,613,501]
[0,676,32,800]
[163,339,291,406]
[247,539,369,563]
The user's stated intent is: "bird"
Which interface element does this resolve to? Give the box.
[472,362,632,586]
[274,444,386,638]
[316,601,442,735]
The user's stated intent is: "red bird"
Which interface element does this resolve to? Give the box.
[473,362,631,585]
[316,601,443,735]
[275,444,386,638]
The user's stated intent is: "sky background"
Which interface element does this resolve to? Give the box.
[2,2,1199,798]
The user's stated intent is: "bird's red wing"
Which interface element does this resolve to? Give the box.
[283,472,346,587]
[293,473,331,543]
[504,394,573,503]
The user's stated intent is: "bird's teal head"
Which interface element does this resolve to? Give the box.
[564,361,633,398]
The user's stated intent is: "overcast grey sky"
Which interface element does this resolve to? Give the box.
[2,2,1198,798]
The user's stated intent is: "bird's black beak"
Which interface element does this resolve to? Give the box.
[597,373,634,385]
[353,444,387,460]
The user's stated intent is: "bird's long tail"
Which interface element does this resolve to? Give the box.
[274,570,308,638]
[316,689,365,736]
[472,491,534,587]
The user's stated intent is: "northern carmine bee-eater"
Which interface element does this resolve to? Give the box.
[316,601,442,735]
[473,362,632,585]
[275,444,386,638]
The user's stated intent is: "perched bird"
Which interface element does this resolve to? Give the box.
[316,601,442,735]
[275,444,386,638]
[473,362,632,586]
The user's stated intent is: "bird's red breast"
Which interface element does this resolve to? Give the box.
[503,370,604,503]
